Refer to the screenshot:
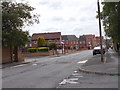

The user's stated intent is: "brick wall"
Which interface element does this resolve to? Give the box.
[2,48,11,64]
[2,48,24,64]
[65,49,77,53]
[23,51,55,57]
[18,49,24,62]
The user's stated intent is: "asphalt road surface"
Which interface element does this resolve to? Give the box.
[2,50,118,88]
[58,70,118,88]
[2,50,93,88]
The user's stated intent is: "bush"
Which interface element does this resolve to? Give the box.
[37,37,47,47]
[37,47,49,52]
[48,42,56,50]
[28,47,49,53]
[28,48,37,53]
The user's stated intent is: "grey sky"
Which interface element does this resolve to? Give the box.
[18,0,105,37]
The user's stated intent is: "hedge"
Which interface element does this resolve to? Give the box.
[28,47,49,53]
[37,47,49,52]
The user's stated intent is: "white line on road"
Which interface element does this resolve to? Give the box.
[59,78,79,85]
[32,63,37,66]
[74,71,78,73]
[11,64,26,68]
[77,60,88,64]
[74,75,83,78]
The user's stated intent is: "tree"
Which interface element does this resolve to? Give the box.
[37,37,47,47]
[49,42,57,50]
[2,1,40,62]
[99,2,120,43]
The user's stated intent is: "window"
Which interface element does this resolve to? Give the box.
[48,40,52,42]
[76,41,78,44]
[66,41,68,44]
[80,41,82,44]
[34,40,37,44]
[25,44,28,47]
[30,44,32,47]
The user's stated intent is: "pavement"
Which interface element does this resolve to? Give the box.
[79,49,120,76]
[57,49,119,88]
[1,59,36,69]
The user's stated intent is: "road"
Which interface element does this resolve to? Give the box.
[58,70,118,88]
[2,50,93,88]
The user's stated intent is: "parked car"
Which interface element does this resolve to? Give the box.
[93,46,105,56]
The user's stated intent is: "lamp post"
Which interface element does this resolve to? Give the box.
[97,0,104,62]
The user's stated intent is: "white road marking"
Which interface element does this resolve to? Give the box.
[32,63,37,66]
[69,78,79,81]
[67,81,78,84]
[74,75,83,78]
[72,73,80,76]
[74,71,78,73]
[77,60,88,64]
[11,64,26,68]
[59,78,79,85]
[59,79,67,85]
[72,73,83,77]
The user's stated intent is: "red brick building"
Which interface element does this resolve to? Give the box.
[79,35,86,48]
[84,34,96,48]
[79,34,96,49]
[31,32,62,48]
[62,35,79,49]
[95,36,104,46]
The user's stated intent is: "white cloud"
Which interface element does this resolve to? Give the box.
[17,0,105,37]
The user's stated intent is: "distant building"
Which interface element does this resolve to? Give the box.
[84,34,96,48]
[31,32,62,47]
[79,34,96,49]
[95,36,104,46]
[25,36,32,48]
[62,35,78,49]
[79,35,86,48]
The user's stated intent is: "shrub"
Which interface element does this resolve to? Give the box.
[28,47,49,53]
[28,48,37,53]
[37,37,47,47]
[37,47,49,52]
[48,42,56,50]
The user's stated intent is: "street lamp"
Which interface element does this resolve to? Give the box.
[97,0,104,62]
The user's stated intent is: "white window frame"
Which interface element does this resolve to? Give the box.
[66,40,68,44]
[74,41,76,44]
[80,41,82,44]
[34,40,37,44]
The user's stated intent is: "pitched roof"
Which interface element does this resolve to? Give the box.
[62,35,78,41]
[84,34,95,38]
[79,35,86,41]
[32,32,61,40]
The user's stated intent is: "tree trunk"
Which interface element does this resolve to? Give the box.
[14,46,18,62]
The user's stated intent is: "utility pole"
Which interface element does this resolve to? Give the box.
[97,0,104,62]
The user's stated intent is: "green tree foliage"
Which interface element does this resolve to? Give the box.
[2,1,40,62]
[37,37,47,47]
[100,2,120,43]
[49,42,57,50]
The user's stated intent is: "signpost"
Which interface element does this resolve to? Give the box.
[97,0,104,62]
